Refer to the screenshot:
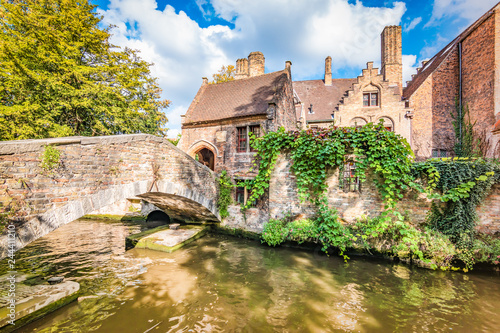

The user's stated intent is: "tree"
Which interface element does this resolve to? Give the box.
[211,65,235,84]
[0,0,169,140]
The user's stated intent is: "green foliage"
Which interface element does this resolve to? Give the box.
[262,218,289,247]
[217,170,233,219]
[0,0,169,140]
[470,236,500,265]
[316,204,352,259]
[253,123,500,271]
[261,213,461,270]
[246,122,415,210]
[417,158,500,245]
[211,65,235,84]
[167,133,181,146]
[40,145,61,173]
[451,101,477,157]
[288,219,320,244]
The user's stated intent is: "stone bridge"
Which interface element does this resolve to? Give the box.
[0,134,219,258]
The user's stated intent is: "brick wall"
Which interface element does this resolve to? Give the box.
[409,74,433,159]
[431,48,459,152]
[462,13,498,157]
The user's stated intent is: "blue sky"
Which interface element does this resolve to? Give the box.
[91,0,499,136]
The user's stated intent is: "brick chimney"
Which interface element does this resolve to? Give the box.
[381,26,402,94]
[324,56,332,86]
[235,58,249,80]
[248,52,265,77]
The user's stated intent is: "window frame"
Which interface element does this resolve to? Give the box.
[236,125,261,153]
[432,149,450,158]
[234,184,254,206]
[236,127,247,153]
[340,161,361,193]
[363,92,379,107]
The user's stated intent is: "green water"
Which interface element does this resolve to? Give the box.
[2,219,500,332]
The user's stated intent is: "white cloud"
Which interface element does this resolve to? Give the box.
[402,54,419,87]
[98,0,407,134]
[403,17,422,32]
[427,0,498,25]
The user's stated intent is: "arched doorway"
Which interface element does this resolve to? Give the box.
[195,148,215,171]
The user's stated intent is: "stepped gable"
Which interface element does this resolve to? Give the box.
[183,70,288,125]
[293,78,356,121]
[403,6,496,100]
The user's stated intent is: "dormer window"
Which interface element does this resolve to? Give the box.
[308,104,314,114]
[363,92,379,107]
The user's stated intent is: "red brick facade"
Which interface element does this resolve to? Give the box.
[405,4,500,158]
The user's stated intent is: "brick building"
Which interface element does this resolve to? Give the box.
[178,52,296,182]
[404,3,500,159]
[293,26,413,144]
[181,3,500,183]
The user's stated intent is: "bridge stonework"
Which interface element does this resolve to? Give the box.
[0,134,219,258]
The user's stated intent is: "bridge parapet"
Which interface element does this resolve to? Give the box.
[0,134,219,257]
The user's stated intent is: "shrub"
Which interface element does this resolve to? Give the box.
[262,219,289,246]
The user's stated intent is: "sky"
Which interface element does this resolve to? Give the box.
[91,0,500,137]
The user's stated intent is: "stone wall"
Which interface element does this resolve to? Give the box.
[226,154,500,235]
[0,134,219,256]
[336,62,411,144]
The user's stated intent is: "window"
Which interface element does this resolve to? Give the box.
[432,149,449,158]
[236,186,245,204]
[237,127,247,152]
[340,161,361,192]
[236,125,261,153]
[363,92,379,107]
[249,125,260,152]
[235,185,254,205]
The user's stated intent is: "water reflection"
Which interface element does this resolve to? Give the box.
[2,219,500,332]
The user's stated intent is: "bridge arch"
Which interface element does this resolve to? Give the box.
[0,134,220,258]
[4,180,219,257]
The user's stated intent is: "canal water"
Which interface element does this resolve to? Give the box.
[2,218,500,332]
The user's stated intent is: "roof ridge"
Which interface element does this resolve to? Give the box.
[403,3,498,99]
[212,69,287,86]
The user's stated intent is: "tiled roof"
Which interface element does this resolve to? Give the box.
[183,70,288,124]
[293,79,356,121]
[403,4,497,100]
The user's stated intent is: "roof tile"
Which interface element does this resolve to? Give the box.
[184,70,288,124]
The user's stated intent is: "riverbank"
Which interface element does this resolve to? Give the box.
[0,275,79,333]
[211,224,500,273]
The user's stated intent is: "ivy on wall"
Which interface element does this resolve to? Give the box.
[248,123,500,271]
[217,170,233,219]
[415,158,500,245]
[246,122,415,211]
